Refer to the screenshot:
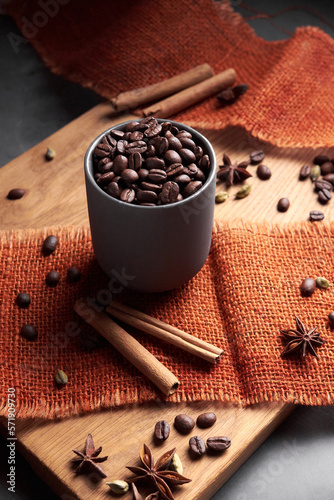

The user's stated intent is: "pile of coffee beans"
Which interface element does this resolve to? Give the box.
[92,116,210,206]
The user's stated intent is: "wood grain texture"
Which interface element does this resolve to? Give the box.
[2,100,332,499]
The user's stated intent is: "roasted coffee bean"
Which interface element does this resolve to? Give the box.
[120,188,136,203]
[16,292,31,309]
[323,173,334,185]
[94,143,113,158]
[116,139,128,154]
[109,129,125,139]
[318,188,331,204]
[198,154,210,171]
[128,152,143,171]
[145,157,165,170]
[102,134,117,149]
[154,420,170,441]
[195,169,206,182]
[148,169,167,183]
[256,164,271,180]
[174,174,191,184]
[137,189,158,203]
[165,132,182,151]
[121,169,139,184]
[7,188,25,200]
[141,182,162,192]
[314,179,333,192]
[145,144,156,157]
[144,122,162,138]
[156,137,169,156]
[166,163,185,178]
[179,137,196,150]
[106,182,121,199]
[42,235,59,255]
[206,436,231,452]
[320,161,334,176]
[174,414,195,434]
[138,168,149,180]
[124,121,141,132]
[67,267,81,283]
[300,277,316,297]
[177,130,193,139]
[313,154,329,165]
[125,140,147,154]
[309,210,325,221]
[113,155,128,174]
[299,165,311,180]
[46,270,60,287]
[164,149,182,165]
[97,171,115,185]
[277,197,290,212]
[250,150,265,165]
[97,157,112,172]
[193,145,204,161]
[21,324,38,341]
[183,180,203,198]
[129,131,144,142]
[100,161,114,174]
[179,148,196,164]
[185,163,199,177]
[160,181,180,204]
[196,412,217,428]
[189,436,206,457]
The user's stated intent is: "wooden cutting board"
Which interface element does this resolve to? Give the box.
[1,101,333,499]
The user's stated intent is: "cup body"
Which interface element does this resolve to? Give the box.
[84,119,216,292]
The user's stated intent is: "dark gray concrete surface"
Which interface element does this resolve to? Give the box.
[1,2,334,499]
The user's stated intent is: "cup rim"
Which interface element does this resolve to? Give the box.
[84,118,217,210]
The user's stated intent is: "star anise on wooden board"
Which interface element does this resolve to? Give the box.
[280,316,325,358]
[127,444,191,500]
[217,153,252,186]
[132,483,160,500]
[71,433,108,478]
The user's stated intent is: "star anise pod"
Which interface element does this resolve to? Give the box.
[71,433,108,478]
[217,153,252,186]
[127,444,191,500]
[132,483,160,500]
[280,316,325,358]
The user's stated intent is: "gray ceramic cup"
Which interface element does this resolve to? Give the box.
[84,119,216,293]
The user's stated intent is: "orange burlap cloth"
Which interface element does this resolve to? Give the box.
[1,221,333,419]
[4,0,334,149]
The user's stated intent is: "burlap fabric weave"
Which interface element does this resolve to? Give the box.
[1,222,333,419]
[4,0,334,148]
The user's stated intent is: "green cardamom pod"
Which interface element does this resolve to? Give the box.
[55,369,68,385]
[106,480,129,494]
[235,184,251,199]
[310,165,321,182]
[316,277,330,289]
[170,452,183,475]
[215,192,229,204]
[45,147,56,161]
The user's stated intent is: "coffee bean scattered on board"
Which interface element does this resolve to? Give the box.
[42,235,59,256]
[250,150,265,165]
[20,324,38,341]
[309,210,324,222]
[196,412,217,428]
[256,164,271,180]
[154,420,170,442]
[174,414,195,434]
[46,270,60,287]
[16,292,31,308]
[189,436,206,457]
[206,436,231,452]
[7,188,25,200]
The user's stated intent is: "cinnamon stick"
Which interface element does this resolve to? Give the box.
[110,63,213,111]
[74,298,180,396]
[140,68,237,118]
[107,302,223,364]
